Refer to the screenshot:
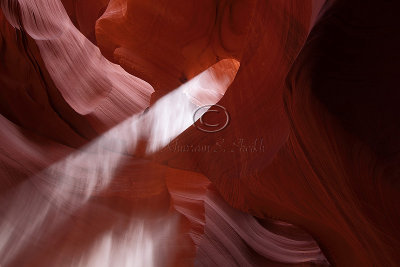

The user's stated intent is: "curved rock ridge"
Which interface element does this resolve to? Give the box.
[1,0,399,266]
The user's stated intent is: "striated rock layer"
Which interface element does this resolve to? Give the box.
[0,0,399,266]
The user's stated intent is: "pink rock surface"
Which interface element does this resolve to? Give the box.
[1,0,399,266]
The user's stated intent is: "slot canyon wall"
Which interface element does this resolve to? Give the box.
[0,0,399,266]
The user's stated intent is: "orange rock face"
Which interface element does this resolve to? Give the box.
[0,0,399,266]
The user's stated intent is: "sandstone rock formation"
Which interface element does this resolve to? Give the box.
[0,0,399,266]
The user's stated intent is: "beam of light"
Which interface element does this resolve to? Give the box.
[73,216,180,267]
[0,59,239,265]
[0,0,239,265]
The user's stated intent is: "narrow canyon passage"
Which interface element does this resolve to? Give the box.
[0,0,399,266]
